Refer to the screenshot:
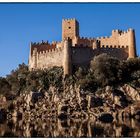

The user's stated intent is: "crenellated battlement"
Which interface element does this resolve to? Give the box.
[31,40,49,46]
[62,18,76,21]
[52,41,57,44]
[97,36,110,39]
[52,41,62,45]
[98,45,129,49]
[74,36,97,48]
[111,28,134,36]
[30,41,58,56]
[78,36,95,40]
[37,46,63,55]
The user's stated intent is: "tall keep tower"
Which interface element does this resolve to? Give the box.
[62,18,79,40]
[63,38,72,76]
[128,28,137,58]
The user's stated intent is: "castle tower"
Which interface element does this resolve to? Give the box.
[63,38,72,76]
[92,40,98,49]
[128,28,137,58]
[29,42,37,70]
[62,18,79,41]
[28,42,32,70]
[32,48,37,69]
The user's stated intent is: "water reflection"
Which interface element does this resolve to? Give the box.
[1,117,140,137]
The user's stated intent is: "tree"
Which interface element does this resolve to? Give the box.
[90,53,122,86]
[6,63,29,95]
[0,77,11,95]
[74,67,97,92]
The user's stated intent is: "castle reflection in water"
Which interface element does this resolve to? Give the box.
[1,117,140,137]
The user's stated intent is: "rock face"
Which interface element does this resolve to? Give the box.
[120,84,140,101]
[2,83,140,123]
[0,96,7,108]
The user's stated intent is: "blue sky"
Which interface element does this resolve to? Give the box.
[0,3,140,77]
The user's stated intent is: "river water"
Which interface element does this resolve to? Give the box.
[0,117,140,137]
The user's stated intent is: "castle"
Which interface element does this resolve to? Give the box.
[29,18,137,75]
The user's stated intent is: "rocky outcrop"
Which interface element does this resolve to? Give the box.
[0,95,7,109]
[2,83,140,124]
[120,84,140,101]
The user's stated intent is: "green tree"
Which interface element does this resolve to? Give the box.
[0,77,11,95]
[90,53,122,86]
[6,63,29,95]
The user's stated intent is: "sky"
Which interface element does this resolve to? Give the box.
[0,3,140,77]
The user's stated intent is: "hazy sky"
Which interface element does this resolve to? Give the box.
[0,3,140,77]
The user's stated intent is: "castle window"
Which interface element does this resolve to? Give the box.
[122,46,124,48]
[126,45,128,48]
[69,27,71,29]
[102,45,104,48]
[110,45,112,48]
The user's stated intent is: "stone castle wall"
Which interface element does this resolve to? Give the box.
[97,29,130,48]
[37,48,63,69]
[71,46,128,69]
[29,44,63,70]
[71,47,93,67]
[73,37,96,47]
[93,47,128,60]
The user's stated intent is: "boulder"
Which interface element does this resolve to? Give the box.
[113,89,131,107]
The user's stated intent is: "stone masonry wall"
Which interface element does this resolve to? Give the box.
[71,46,128,69]
[29,47,64,70]
[62,19,79,40]
[71,47,93,67]
[93,47,129,60]
[37,48,63,69]
[97,29,131,49]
